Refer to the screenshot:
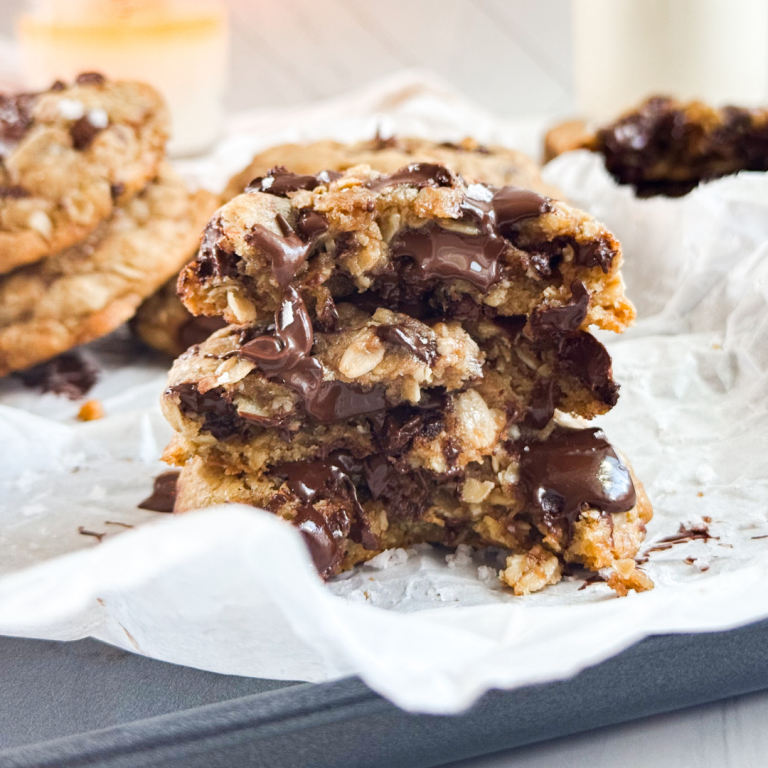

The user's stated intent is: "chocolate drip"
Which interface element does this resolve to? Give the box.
[375,324,437,365]
[177,315,227,351]
[519,426,636,538]
[239,288,386,423]
[0,92,37,153]
[246,166,341,197]
[529,281,589,336]
[138,471,180,513]
[390,224,507,291]
[296,208,329,240]
[366,162,454,192]
[196,219,240,282]
[246,214,313,290]
[17,352,98,400]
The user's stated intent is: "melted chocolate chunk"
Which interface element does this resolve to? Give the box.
[0,185,27,199]
[169,383,244,440]
[390,224,507,291]
[366,162,454,192]
[196,219,240,282]
[177,315,227,351]
[70,115,104,150]
[491,186,552,233]
[529,281,589,336]
[0,93,37,151]
[17,352,98,400]
[519,426,636,538]
[574,238,615,274]
[375,324,437,365]
[239,287,387,423]
[293,505,346,578]
[295,208,329,240]
[246,214,312,290]
[525,379,555,429]
[314,292,339,333]
[75,72,106,86]
[246,166,340,197]
[559,333,619,406]
[138,471,180,513]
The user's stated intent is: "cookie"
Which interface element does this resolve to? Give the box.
[132,278,226,357]
[174,423,653,593]
[545,96,768,197]
[223,136,560,202]
[0,164,216,375]
[0,73,169,274]
[179,164,634,333]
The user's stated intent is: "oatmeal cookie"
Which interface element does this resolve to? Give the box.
[132,278,226,357]
[545,96,768,197]
[223,136,559,201]
[0,73,169,274]
[174,423,652,593]
[0,164,216,375]
[179,164,634,333]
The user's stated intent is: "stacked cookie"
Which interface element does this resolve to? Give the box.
[133,137,560,357]
[0,74,217,375]
[161,161,653,596]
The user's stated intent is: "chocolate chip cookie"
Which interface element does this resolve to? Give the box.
[161,161,652,595]
[545,96,768,197]
[0,164,216,375]
[0,73,169,274]
[223,136,560,202]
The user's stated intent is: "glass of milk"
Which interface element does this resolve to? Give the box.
[573,0,768,122]
[16,0,229,156]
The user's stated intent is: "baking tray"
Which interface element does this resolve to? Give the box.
[3,618,768,768]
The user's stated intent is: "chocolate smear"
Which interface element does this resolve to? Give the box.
[138,471,180,513]
[78,526,106,543]
[375,323,437,365]
[525,378,555,430]
[366,162,454,192]
[390,223,507,291]
[17,352,98,399]
[645,523,716,554]
[246,214,313,289]
[518,426,636,539]
[239,287,386,423]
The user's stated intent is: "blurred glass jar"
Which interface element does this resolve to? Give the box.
[573,0,768,122]
[17,0,228,156]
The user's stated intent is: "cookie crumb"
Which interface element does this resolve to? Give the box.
[77,399,104,421]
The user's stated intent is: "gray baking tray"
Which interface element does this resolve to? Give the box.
[2,619,768,767]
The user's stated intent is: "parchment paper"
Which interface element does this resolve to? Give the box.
[2,72,768,714]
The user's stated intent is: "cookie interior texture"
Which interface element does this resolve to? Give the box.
[164,162,653,596]
[544,96,768,197]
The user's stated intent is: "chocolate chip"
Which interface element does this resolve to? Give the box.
[138,471,180,513]
[75,72,106,86]
[70,116,103,150]
[16,352,98,400]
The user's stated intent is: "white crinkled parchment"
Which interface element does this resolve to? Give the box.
[2,74,768,714]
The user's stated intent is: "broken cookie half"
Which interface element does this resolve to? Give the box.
[163,161,652,596]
